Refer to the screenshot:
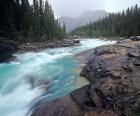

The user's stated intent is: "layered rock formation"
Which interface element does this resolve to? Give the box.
[32,39,140,116]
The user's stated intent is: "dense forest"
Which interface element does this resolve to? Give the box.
[71,4,140,38]
[0,0,66,42]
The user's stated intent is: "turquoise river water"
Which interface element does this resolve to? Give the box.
[0,39,115,116]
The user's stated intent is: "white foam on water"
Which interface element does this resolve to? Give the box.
[0,84,42,116]
[0,38,116,116]
[71,38,116,54]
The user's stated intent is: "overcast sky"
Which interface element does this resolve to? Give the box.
[30,0,140,17]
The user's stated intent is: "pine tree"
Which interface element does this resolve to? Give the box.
[39,0,44,36]
[0,0,65,42]
[63,23,66,36]
[89,22,92,37]
[33,0,40,39]
[0,0,18,39]
[71,4,140,38]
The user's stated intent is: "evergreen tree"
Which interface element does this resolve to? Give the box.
[0,0,17,39]
[71,4,140,38]
[33,0,41,39]
[63,23,66,36]
[39,0,44,36]
[89,22,92,37]
[0,0,65,42]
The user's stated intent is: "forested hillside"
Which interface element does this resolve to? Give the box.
[0,0,66,42]
[71,4,140,38]
[59,10,109,32]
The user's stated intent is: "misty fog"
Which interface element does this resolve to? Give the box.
[48,0,140,17]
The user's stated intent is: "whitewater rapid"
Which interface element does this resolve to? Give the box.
[0,39,116,116]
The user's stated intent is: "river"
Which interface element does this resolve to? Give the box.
[0,38,116,116]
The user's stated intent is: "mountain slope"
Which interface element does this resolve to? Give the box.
[59,10,109,32]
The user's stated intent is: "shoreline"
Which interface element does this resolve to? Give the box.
[0,39,80,63]
[74,48,95,63]
[31,39,140,116]
[17,39,80,53]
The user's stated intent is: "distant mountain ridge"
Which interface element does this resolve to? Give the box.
[59,10,109,32]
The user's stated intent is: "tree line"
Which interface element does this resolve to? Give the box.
[71,4,140,38]
[0,0,66,42]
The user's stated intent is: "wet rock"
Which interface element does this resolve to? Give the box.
[73,39,80,44]
[75,49,94,63]
[18,39,80,53]
[31,95,84,116]
[0,37,17,63]
[62,43,69,47]
[130,36,140,41]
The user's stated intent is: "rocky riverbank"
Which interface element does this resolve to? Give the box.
[0,39,80,62]
[18,39,80,53]
[31,39,140,116]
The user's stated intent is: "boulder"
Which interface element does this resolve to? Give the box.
[73,39,80,44]
[130,36,140,41]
